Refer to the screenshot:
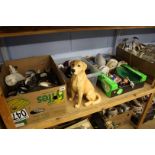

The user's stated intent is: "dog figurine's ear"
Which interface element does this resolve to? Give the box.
[82,61,87,71]
[70,60,75,67]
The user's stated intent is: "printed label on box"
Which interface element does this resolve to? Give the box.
[37,90,64,104]
[11,109,29,123]
[7,98,30,113]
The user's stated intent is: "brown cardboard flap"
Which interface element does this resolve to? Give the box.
[4,55,51,74]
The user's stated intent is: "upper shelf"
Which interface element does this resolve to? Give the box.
[0,26,155,38]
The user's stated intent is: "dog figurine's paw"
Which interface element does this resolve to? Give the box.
[75,104,80,108]
[84,101,92,107]
[69,98,73,101]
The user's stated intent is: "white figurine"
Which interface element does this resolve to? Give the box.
[131,38,139,56]
[120,103,130,112]
[98,65,110,75]
[122,38,128,50]
[106,59,118,71]
[38,82,52,87]
[95,53,106,67]
[124,39,132,51]
[107,107,118,118]
[5,65,25,86]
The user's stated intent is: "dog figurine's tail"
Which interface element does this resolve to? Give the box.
[84,93,101,106]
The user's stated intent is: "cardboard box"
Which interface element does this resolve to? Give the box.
[116,46,155,83]
[0,55,67,128]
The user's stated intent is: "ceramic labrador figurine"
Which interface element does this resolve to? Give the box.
[69,60,101,108]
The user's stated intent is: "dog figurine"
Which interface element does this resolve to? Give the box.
[69,60,101,108]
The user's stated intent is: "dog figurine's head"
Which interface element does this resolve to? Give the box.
[70,60,87,75]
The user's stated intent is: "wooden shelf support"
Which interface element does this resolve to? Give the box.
[0,87,16,129]
[136,80,155,129]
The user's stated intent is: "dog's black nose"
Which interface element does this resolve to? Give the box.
[71,69,75,73]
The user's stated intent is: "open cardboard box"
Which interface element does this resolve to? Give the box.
[116,46,155,83]
[0,55,67,128]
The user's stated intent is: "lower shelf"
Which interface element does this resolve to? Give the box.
[18,83,155,129]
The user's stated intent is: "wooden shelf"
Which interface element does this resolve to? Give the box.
[0,26,155,38]
[0,26,155,129]
[20,83,155,129]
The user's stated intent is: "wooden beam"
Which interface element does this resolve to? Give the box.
[0,26,155,38]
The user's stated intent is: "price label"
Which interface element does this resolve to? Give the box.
[11,109,29,123]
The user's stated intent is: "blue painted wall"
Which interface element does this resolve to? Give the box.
[70,30,115,51]
[4,32,71,60]
[116,28,155,45]
[3,30,115,60]
[0,28,155,62]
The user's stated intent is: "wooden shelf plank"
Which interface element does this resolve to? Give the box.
[20,83,155,129]
[0,26,155,38]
